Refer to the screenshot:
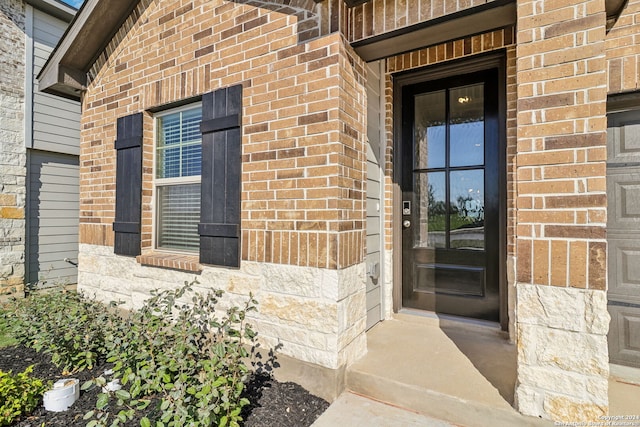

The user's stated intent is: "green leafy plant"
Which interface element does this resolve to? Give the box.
[84,280,258,427]
[0,307,18,349]
[1,288,123,373]
[0,366,49,426]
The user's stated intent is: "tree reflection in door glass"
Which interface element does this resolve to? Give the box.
[449,170,484,250]
[415,172,446,249]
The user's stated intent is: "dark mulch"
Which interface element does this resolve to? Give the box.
[0,345,329,427]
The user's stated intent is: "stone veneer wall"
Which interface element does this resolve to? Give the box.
[0,0,26,295]
[78,0,367,373]
[79,244,366,370]
[515,0,609,421]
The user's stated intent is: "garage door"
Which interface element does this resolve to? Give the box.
[27,150,79,286]
[607,110,640,368]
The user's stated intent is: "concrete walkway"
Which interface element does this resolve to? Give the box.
[312,392,455,427]
[314,314,640,427]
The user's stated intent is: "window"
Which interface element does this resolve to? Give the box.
[155,105,202,252]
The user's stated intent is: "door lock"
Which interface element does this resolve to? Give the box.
[403,201,411,215]
[403,220,411,229]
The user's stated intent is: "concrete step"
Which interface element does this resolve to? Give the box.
[346,313,553,427]
[312,392,455,427]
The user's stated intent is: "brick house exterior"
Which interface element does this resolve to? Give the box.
[39,0,640,422]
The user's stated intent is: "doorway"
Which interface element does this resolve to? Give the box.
[394,55,505,324]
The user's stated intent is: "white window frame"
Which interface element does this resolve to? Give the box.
[152,102,202,254]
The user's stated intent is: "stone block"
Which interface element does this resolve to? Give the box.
[260,294,338,334]
[252,318,328,351]
[515,384,545,418]
[0,194,16,206]
[517,283,586,332]
[584,289,609,334]
[338,290,366,332]
[260,262,322,298]
[0,264,12,277]
[518,365,586,397]
[337,332,367,367]
[516,323,538,366]
[517,283,609,336]
[535,328,609,377]
[323,262,365,301]
[543,395,606,423]
[0,207,24,219]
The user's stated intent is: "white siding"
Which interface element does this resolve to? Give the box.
[31,8,80,155]
[28,151,79,285]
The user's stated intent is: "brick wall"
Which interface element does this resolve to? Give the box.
[0,0,26,295]
[514,0,609,421]
[78,0,368,373]
[348,0,494,42]
[515,0,607,294]
[80,0,366,271]
[606,0,640,94]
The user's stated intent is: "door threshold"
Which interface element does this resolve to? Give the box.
[396,308,508,338]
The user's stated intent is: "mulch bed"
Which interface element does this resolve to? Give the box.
[0,345,329,427]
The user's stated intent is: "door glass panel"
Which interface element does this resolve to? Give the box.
[450,84,484,167]
[415,171,446,249]
[450,169,484,250]
[414,91,446,169]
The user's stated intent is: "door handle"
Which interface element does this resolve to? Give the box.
[403,220,411,229]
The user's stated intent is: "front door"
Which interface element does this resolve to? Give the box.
[401,68,500,322]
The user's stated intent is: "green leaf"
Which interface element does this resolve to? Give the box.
[114,389,131,400]
[220,415,228,427]
[81,380,94,390]
[140,417,151,427]
[96,393,109,410]
[84,410,95,420]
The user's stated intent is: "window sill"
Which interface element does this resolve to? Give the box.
[137,251,203,274]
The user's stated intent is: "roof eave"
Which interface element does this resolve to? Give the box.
[39,0,631,101]
[38,0,140,101]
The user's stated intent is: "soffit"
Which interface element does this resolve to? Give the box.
[38,0,140,100]
[25,0,76,22]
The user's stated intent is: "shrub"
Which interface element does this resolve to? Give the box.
[1,288,122,373]
[84,280,258,427]
[0,366,49,426]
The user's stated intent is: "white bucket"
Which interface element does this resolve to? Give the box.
[43,378,80,412]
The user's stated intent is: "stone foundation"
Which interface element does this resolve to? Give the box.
[78,244,367,370]
[0,0,26,295]
[515,283,609,421]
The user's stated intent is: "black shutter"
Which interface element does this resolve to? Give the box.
[199,85,242,267]
[113,113,143,256]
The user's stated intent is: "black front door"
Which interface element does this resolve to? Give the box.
[401,68,500,322]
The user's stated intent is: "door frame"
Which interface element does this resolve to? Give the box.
[392,50,508,330]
